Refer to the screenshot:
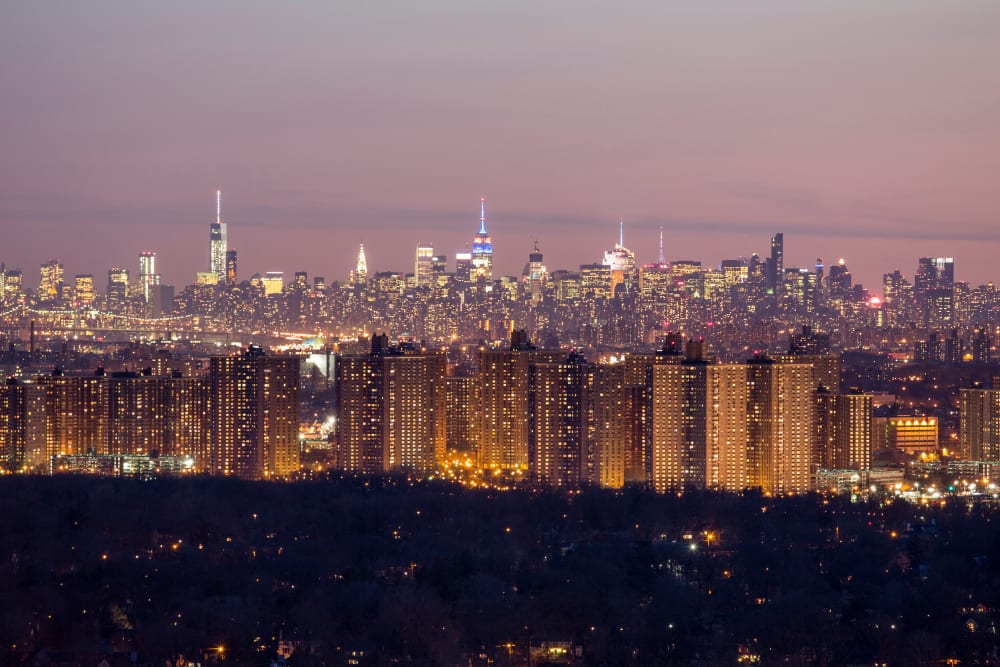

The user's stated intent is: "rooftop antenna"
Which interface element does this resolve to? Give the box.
[216,189,221,224]
[619,218,624,247]
[658,226,665,265]
[479,197,487,235]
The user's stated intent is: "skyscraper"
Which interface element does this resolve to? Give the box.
[139,251,159,304]
[225,250,238,286]
[602,221,637,297]
[530,351,591,488]
[38,260,64,302]
[471,198,494,282]
[351,243,368,287]
[746,355,813,494]
[335,335,447,475]
[767,232,784,295]
[960,382,1000,461]
[209,189,227,282]
[210,347,300,480]
[415,243,435,289]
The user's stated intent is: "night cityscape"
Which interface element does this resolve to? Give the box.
[4,2,1000,666]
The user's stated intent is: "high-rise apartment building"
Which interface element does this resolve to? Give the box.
[210,347,300,480]
[960,383,1000,461]
[746,356,813,494]
[530,352,591,488]
[477,331,563,472]
[336,335,446,475]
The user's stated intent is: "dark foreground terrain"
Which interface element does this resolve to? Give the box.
[2,476,1000,666]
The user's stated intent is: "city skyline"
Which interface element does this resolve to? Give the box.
[2,2,999,290]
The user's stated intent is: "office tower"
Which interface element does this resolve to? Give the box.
[209,189,227,281]
[882,417,938,455]
[415,243,435,289]
[639,263,672,306]
[523,243,547,304]
[39,259,64,302]
[720,259,748,287]
[530,352,591,488]
[139,251,159,303]
[262,272,284,295]
[960,383,1000,461]
[828,259,852,301]
[226,250,238,286]
[73,274,95,306]
[915,257,955,328]
[783,268,819,312]
[335,335,447,475]
[210,347,300,480]
[431,255,447,286]
[746,356,813,494]
[471,198,494,281]
[603,221,637,297]
[3,269,23,302]
[767,232,784,295]
[107,268,129,306]
[351,243,368,286]
[579,263,612,301]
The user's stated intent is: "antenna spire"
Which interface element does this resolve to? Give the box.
[479,197,487,235]
[216,189,221,225]
[658,226,665,265]
[619,218,624,247]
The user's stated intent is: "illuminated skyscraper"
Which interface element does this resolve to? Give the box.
[209,189,227,281]
[139,251,159,303]
[38,260,64,302]
[530,352,591,488]
[107,268,129,306]
[960,382,1000,461]
[746,356,813,494]
[523,243,547,303]
[471,198,494,281]
[225,250,238,286]
[210,347,300,480]
[351,243,368,286]
[73,274,95,306]
[767,232,784,295]
[477,331,563,472]
[415,243,435,289]
[602,221,637,296]
[335,335,447,475]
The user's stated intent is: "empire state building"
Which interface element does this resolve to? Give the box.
[471,197,493,281]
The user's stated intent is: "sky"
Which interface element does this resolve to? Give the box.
[2,1,999,293]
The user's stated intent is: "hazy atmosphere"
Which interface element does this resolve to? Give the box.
[2,1,999,289]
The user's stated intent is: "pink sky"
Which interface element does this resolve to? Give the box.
[2,2,998,292]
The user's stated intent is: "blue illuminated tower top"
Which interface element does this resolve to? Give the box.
[471,197,493,280]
